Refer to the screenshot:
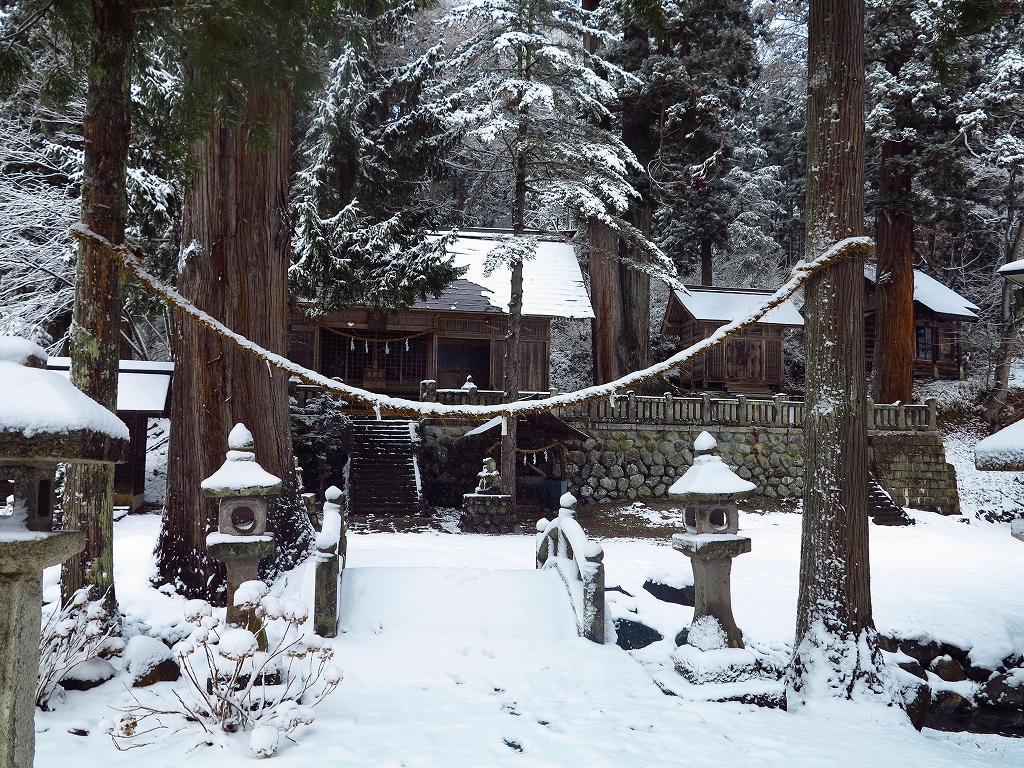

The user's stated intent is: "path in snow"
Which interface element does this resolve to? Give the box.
[31,514,1024,767]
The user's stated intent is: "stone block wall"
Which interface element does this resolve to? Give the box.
[418,417,961,515]
[420,420,493,508]
[870,432,960,516]
[561,425,805,504]
[418,420,807,508]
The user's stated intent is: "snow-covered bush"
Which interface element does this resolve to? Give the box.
[114,583,341,757]
[37,588,112,710]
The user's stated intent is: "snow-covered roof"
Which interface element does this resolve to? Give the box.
[864,263,979,321]
[48,357,172,415]
[414,231,594,319]
[668,454,757,499]
[671,287,804,327]
[975,419,1024,471]
[997,259,1024,286]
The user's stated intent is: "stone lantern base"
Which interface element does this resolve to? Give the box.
[460,493,515,533]
[207,534,276,629]
[0,530,85,768]
[672,533,751,649]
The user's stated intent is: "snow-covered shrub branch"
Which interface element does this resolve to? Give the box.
[37,587,113,710]
[71,221,871,418]
[113,582,340,758]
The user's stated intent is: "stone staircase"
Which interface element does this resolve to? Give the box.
[347,419,423,515]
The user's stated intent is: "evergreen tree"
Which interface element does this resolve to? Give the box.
[290,7,464,315]
[426,0,667,499]
[606,0,760,283]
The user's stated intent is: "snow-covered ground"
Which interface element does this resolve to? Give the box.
[32,510,1024,766]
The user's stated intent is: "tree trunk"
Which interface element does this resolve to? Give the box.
[701,238,713,286]
[871,139,915,404]
[788,0,877,702]
[61,0,133,614]
[156,90,313,600]
[589,219,624,384]
[501,159,528,505]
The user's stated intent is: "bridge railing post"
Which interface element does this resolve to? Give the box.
[582,543,605,644]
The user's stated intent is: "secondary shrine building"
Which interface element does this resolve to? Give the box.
[287,230,595,397]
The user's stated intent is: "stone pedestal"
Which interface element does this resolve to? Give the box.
[672,533,750,649]
[207,534,276,631]
[0,531,85,768]
[460,493,515,533]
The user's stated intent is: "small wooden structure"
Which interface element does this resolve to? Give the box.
[460,411,589,515]
[288,230,594,398]
[661,286,803,393]
[47,357,172,511]
[864,263,979,380]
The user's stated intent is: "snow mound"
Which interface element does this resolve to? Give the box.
[218,628,258,660]
[688,616,728,651]
[228,423,254,450]
[250,725,279,758]
[0,336,46,366]
[645,561,694,590]
[668,453,756,498]
[975,419,1024,471]
[673,645,759,684]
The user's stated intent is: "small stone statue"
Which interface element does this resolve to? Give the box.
[475,457,501,494]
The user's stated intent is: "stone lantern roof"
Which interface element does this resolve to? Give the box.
[0,337,129,465]
[201,423,282,498]
[668,431,756,502]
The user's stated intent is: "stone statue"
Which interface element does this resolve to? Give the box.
[475,457,501,494]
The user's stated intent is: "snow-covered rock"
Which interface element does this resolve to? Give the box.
[59,658,116,691]
[123,635,179,687]
[672,645,759,684]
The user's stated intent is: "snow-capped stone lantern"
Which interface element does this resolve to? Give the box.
[202,423,279,631]
[668,431,755,649]
[0,337,129,768]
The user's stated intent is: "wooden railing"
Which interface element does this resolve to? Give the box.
[420,381,937,432]
[293,378,936,432]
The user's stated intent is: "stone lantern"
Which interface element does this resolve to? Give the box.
[0,337,129,768]
[669,431,755,649]
[202,423,279,630]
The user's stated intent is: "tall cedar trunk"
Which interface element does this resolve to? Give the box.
[789,0,876,700]
[589,220,623,383]
[501,160,527,504]
[61,0,133,612]
[156,91,313,600]
[586,10,651,383]
[618,203,652,374]
[700,238,713,286]
[871,139,915,403]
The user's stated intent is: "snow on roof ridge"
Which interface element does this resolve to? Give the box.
[864,262,979,320]
[671,286,804,327]
[416,232,594,319]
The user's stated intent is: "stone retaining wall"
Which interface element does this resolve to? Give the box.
[420,420,962,516]
[870,432,961,516]
[561,424,805,504]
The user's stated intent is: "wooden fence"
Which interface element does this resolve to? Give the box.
[291,379,937,432]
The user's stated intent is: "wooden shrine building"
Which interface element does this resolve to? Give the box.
[288,230,594,397]
[661,286,804,393]
[864,263,979,380]
[47,357,173,511]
